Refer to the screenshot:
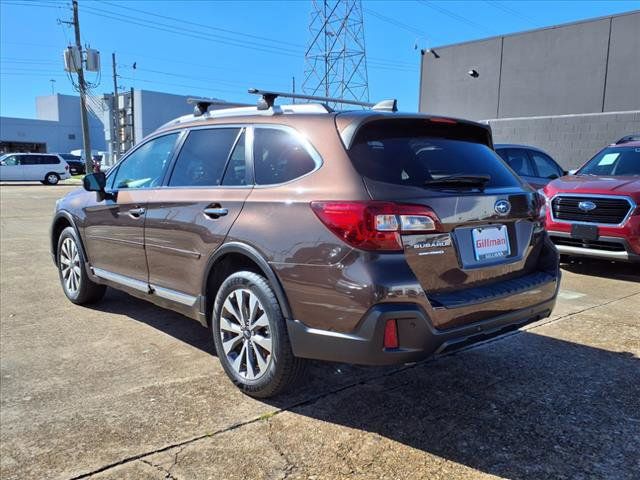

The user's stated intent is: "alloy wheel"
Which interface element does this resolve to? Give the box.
[47,174,59,184]
[219,288,272,380]
[60,237,81,295]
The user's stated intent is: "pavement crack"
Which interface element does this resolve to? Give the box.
[140,458,178,480]
[265,418,297,479]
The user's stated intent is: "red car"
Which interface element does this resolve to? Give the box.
[542,140,639,263]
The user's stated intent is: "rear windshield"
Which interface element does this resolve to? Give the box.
[348,121,520,189]
[578,146,640,176]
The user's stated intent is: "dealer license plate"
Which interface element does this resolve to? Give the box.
[472,225,510,261]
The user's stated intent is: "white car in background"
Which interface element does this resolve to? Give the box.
[0,153,71,185]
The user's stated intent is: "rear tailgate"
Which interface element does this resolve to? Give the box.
[344,116,552,301]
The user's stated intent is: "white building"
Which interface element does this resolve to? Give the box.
[0,94,105,154]
[1,90,245,164]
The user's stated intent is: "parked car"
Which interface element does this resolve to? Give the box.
[0,153,70,184]
[542,141,640,263]
[495,144,566,189]
[51,93,560,397]
[57,153,85,175]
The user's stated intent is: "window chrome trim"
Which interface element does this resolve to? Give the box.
[549,193,636,227]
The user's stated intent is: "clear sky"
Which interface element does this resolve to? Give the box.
[1,0,638,118]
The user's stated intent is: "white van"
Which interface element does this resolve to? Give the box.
[0,153,71,185]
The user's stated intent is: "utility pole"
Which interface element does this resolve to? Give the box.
[72,0,93,173]
[111,52,119,161]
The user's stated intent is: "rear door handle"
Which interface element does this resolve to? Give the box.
[128,207,146,218]
[203,207,228,218]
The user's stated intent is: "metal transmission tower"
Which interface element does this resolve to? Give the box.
[303,0,370,109]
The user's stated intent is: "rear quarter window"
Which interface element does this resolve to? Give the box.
[349,120,520,189]
[253,128,318,185]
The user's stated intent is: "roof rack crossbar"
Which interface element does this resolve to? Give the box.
[248,88,397,112]
[248,88,374,110]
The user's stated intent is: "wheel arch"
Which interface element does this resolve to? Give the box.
[51,211,84,266]
[201,242,293,325]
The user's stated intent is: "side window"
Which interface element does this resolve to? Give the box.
[39,155,59,165]
[3,155,19,166]
[222,131,247,186]
[504,149,535,176]
[110,133,179,190]
[169,128,240,187]
[530,152,562,179]
[20,156,37,166]
[496,149,509,162]
[253,128,317,185]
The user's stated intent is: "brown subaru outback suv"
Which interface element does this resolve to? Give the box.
[51,92,560,397]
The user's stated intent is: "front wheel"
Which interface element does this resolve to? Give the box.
[44,172,60,185]
[57,227,106,304]
[212,271,306,398]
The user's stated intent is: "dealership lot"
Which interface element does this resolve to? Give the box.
[1,184,638,480]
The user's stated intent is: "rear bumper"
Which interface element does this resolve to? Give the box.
[549,232,640,263]
[287,277,558,365]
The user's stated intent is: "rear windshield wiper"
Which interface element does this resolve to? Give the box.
[424,174,491,190]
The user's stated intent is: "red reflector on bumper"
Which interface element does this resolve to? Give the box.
[383,319,399,349]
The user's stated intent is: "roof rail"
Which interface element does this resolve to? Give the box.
[247,88,398,112]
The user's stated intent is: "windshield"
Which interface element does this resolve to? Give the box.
[578,146,640,176]
[348,121,520,189]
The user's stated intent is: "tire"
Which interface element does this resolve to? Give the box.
[57,226,106,304]
[212,271,306,398]
[44,172,60,185]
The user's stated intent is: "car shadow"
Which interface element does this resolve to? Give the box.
[270,332,640,479]
[87,289,639,479]
[88,288,216,355]
[561,257,640,282]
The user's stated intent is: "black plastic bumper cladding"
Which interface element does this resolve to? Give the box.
[287,294,557,366]
[427,271,556,308]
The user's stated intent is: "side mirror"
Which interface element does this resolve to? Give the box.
[83,172,114,201]
[562,170,569,176]
[83,172,106,192]
[0,160,6,166]
[547,174,559,180]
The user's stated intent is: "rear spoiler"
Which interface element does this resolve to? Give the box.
[338,114,493,150]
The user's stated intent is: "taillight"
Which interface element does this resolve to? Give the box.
[536,189,548,222]
[310,201,441,251]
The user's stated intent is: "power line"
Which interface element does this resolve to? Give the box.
[483,0,540,27]
[417,0,495,36]
[101,0,306,50]
[4,1,416,71]
[117,75,252,97]
[121,65,283,90]
[98,0,414,68]
[364,7,426,37]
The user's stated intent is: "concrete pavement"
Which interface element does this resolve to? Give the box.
[1,184,638,479]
